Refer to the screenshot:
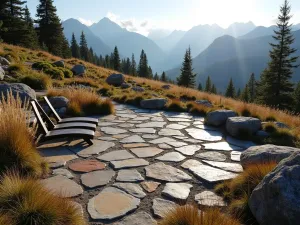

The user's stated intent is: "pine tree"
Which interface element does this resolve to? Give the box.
[154,73,159,80]
[138,50,149,77]
[104,55,110,68]
[256,0,299,110]
[225,78,236,98]
[161,71,167,82]
[248,73,256,102]
[36,0,66,56]
[71,33,80,58]
[294,82,300,113]
[0,21,4,42]
[211,84,217,94]
[61,36,71,58]
[113,46,121,71]
[205,76,212,92]
[177,47,196,88]
[241,85,250,102]
[148,66,153,79]
[24,5,39,49]
[130,54,137,76]
[79,31,89,61]
[236,88,241,98]
[197,82,203,91]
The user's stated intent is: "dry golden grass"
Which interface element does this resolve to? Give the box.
[159,205,241,225]
[47,87,115,116]
[0,214,12,225]
[0,172,86,225]
[0,92,48,177]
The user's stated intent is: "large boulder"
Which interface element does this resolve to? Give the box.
[226,117,261,137]
[206,110,237,126]
[0,66,4,80]
[241,144,300,167]
[0,57,10,66]
[195,100,213,108]
[53,60,65,68]
[49,96,69,108]
[249,152,300,225]
[71,64,86,76]
[0,83,36,102]
[140,98,167,109]
[106,73,125,86]
[121,83,131,89]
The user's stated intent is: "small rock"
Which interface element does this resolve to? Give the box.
[106,73,125,86]
[162,183,192,200]
[206,110,237,126]
[0,56,10,66]
[121,82,131,89]
[141,181,160,193]
[140,98,167,109]
[49,96,69,108]
[195,191,226,207]
[196,151,227,162]
[116,169,144,182]
[52,168,74,179]
[226,117,261,137]
[71,64,86,75]
[53,60,65,68]
[256,130,270,138]
[195,100,213,108]
[162,84,171,89]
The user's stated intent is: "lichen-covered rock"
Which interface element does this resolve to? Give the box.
[140,98,167,109]
[206,110,237,126]
[241,144,300,167]
[53,60,65,68]
[49,96,69,108]
[195,100,213,108]
[132,86,145,92]
[226,117,261,137]
[71,64,86,75]
[162,84,171,89]
[0,57,10,66]
[249,153,300,225]
[106,73,125,86]
[121,83,131,89]
[0,83,36,102]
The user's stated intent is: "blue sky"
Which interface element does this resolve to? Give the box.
[27,0,300,35]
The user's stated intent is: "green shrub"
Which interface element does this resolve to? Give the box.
[263,122,277,133]
[166,100,186,112]
[58,67,73,78]
[20,74,52,90]
[7,63,25,75]
[241,108,251,117]
[44,67,64,80]
[32,61,53,70]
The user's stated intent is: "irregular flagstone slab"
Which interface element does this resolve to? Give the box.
[193,121,203,125]
[145,162,192,182]
[118,123,135,128]
[156,152,186,162]
[113,134,129,139]
[162,183,193,200]
[140,181,161,193]
[202,160,243,173]
[98,150,135,162]
[166,124,188,130]
[81,170,115,188]
[186,128,223,141]
[113,183,146,198]
[231,151,241,162]
[226,136,256,148]
[152,198,178,218]
[174,136,188,140]
[175,145,201,156]
[194,124,220,131]
[120,135,145,143]
[195,191,226,207]
[130,128,156,134]
[42,175,83,198]
[116,114,137,119]
[142,134,159,139]
[178,122,191,126]
[49,161,66,169]
[181,159,203,169]
[131,147,164,158]
[136,122,166,128]
[69,160,106,172]
[151,117,164,122]
[158,143,172,149]
[184,138,203,144]
[98,122,117,126]
[101,127,128,135]
[149,137,177,144]
[118,118,129,121]
[116,169,145,182]
[98,137,118,141]
[203,142,243,151]
[158,128,184,136]
[132,117,150,121]
[170,114,192,119]
[69,140,115,158]
[52,168,74,179]
[88,187,140,220]
[187,164,238,183]
[123,143,149,148]
[130,121,143,124]
[40,146,78,164]
[100,114,116,120]
[112,211,157,225]
[196,152,227,162]
[167,118,191,122]
[111,158,149,169]
[167,141,188,147]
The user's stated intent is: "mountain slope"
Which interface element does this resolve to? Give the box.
[90,18,166,71]
[62,18,111,56]
[225,21,256,37]
[154,30,186,53]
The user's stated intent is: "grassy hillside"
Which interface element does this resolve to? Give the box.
[1,42,300,146]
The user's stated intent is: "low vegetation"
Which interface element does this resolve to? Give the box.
[0,172,85,225]
[0,92,48,177]
[159,205,241,225]
[215,161,278,223]
[47,87,115,116]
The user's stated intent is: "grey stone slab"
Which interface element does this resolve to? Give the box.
[113,183,146,198]
[98,137,118,141]
[141,181,161,193]
[132,117,150,121]
[40,146,78,164]
[231,151,241,162]
[145,162,192,182]
[98,122,117,126]
[162,183,192,200]
[101,127,128,135]
[88,187,140,220]
[49,161,66,169]
[131,147,164,158]
[136,122,166,128]
[69,140,115,158]
[174,136,188,140]
[158,143,172,149]
[130,128,156,134]
[142,134,159,139]
[178,122,191,126]
[111,158,149,169]
[203,142,243,151]
[149,137,177,144]
[184,139,203,144]
[116,169,145,182]
[167,118,192,122]
[167,141,188,147]
[181,159,203,169]
[152,198,178,218]
[186,128,223,141]
[202,160,243,173]
[97,150,135,162]
[151,117,164,122]
[116,114,137,119]
[196,152,227,162]
[123,143,150,148]
[166,124,188,130]
[81,170,115,188]
[52,168,74,179]
[226,136,256,148]
[112,211,157,225]
[156,152,186,162]
[118,123,135,128]
[120,135,145,143]
[195,191,226,207]
[158,128,184,136]
[175,145,201,156]
[42,175,83,198]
